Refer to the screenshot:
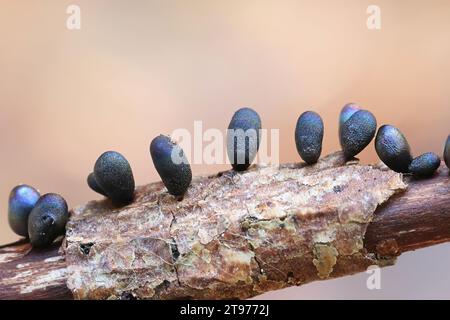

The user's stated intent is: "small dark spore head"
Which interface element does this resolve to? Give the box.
[444,135,450,170]
[295,111,324,164]
[8,184,40,237]
[227,107,262,171]
[340,109,377,159]
[87,172,107,197]
[375,125,413,173]
[92,151,135,205]
[28,193,69,248]
[409,152,441,178]
[150,135,192,197]
[339,103,361,140]
[339,103,361,127]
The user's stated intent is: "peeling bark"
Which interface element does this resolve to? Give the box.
[0,240,71,299]
[1,151,449,300]
[64,152,404,299]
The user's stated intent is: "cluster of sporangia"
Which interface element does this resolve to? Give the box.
[7,104,450,248]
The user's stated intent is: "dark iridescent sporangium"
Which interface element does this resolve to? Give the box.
[409,152,441,178]
[227,107,262,171]
[150,135,192,197]
[340,109,377,159]
[92,151,135,205]
[375,125,413,173]
[444,135,450,170]
[339,103,361,141]
[28,193,69,248]
[87,172,107,197]
[295,111,324,164]
[8,184,40,237]
[339,103,361,127]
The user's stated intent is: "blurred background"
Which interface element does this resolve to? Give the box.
[1,0,449,298]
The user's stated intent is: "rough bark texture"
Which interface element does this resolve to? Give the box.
[0,239,70,299]
[65,152,405,299]
[366,162,450,255]
[1,151,449,300]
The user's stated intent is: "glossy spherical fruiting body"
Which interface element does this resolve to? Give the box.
[444,135,450,169]
[375,125,413,173]
[90,151,135,205]
[8,185,40,237]
[28,193,69,248]
[227,107,262,171]
[339,103,361,137]
[409,152,441,178]
[150,135,192,197]
[340,110,377,159]
[295,111,324,164]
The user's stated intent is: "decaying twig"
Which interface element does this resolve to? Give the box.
[1,152,449,299]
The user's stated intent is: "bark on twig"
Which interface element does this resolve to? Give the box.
[0,239,70,299]
[1,152,449,300]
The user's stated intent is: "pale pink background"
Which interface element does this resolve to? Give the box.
[1,0,449,299]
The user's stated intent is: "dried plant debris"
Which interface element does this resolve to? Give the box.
[65,152,406,299]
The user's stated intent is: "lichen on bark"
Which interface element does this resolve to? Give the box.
[64,152,406,299]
